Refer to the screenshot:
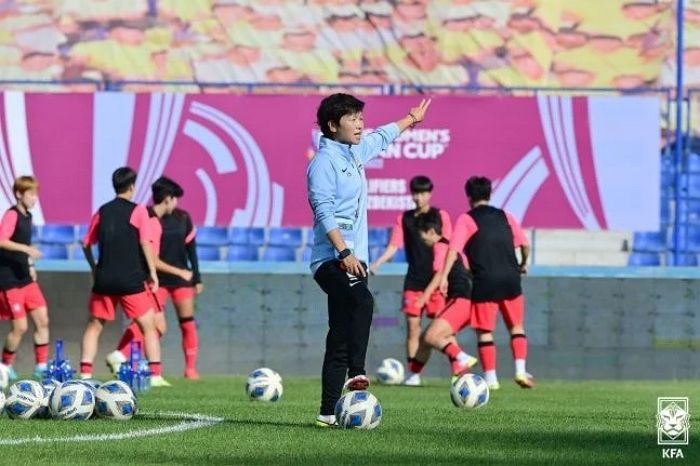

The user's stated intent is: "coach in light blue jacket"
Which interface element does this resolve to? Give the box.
[307,94,431,427]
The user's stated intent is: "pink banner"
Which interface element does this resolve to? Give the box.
[0,93,659,230]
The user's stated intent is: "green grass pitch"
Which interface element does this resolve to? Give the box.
[0,376,697,465]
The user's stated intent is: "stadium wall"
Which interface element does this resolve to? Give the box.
[2,265,699,380]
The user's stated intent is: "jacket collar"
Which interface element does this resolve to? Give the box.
[319,136,353,159]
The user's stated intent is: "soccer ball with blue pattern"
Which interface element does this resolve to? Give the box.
[49,381,95,420]
[450,373,489,409]
[63,379,101,394]
[246,368,283,402]
[95,380,137,420]
[334,390,382,430]
[5,380,44,419]
[8,379,44,398]
[376,358,405,385]
[37,379,62,418]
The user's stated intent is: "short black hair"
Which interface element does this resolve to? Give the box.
[112,167,137,194]
[410,175,433,193]
[465,176,491,202]
[316,93,365,139]
[152,176,184,204]
[415,209,442,235]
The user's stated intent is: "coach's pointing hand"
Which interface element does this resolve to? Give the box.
[408,98,432,123]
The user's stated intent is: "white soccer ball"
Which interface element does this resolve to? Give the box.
[5,390,44,420]
[49,381,95,420]
[0,363,9,390]
[450,373,490,409]
[376,358,405,385]
[95,380,137,420]
[63,379,101,394]
[246,368,283,402]
[9,379,45,398]
[334,390,382,430]
[38,379,62,419]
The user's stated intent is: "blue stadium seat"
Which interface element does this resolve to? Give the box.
[197,226,229,246]
[668,225,700,252]
[77,224,89,242]
[369,246,383,263]
[248,227,266,246]
[684,173,700,198]
[228,227,250,246]
[368,228,389,247]
[196,245,221,261]
[40,224,76,244]
[677,199,700,224]
[632,231,667,253]
[660,198,671,225]
[688,153,700,173]
[268,227,303,247]
[673,253,699,266]
[306,228,315,246]
[39,244,68,259]
[72,244,98,260]
[226,245,258,262]
[262,246,297,262]
[627,252,661,266]
[31,225,40,241]
[302,246,312,262]
[392,248,407,263]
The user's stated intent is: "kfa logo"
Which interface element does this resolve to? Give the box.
[657,397,690,459]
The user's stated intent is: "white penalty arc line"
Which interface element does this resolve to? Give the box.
[0,411,224,446]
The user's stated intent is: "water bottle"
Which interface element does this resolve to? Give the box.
[117,361,131,387]
[130,341,142,392]
[138,359,151,392]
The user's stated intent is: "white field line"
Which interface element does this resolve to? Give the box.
[0,411,224,445]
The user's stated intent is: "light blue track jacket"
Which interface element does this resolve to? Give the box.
[307,123,400,274]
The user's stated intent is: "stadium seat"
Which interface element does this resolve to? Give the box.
[31,225,40,241]
[268,227,303,247]
[228,227,250,246]
[684,173,700,198]
[677,199,700,224]
[77,224,89,242]
[40,224,76,244]
[39,244,68,259]
[262,246,297,262]
[688,153,700,173]
[632,231,667,253]
[673,253,699,266]
[197,226,229,246]
[392,248,407,263]
[226,245,258,262]
[368,228,389,247]
[302,246,312,262]
[196,245,221,261]
[668,225,700,252]
[660,198,671,225]
[369,246,383,263]
[248,227,266,246]
[306,228,315,246]
[627,252,661,266]
[72,244,98,260]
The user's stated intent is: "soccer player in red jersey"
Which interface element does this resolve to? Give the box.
[0,176,49,380]
[107,177,201,379]
[439,176,533,390]
[79,167,168,386]
[369,176,452,386]
[403,209,477,381]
